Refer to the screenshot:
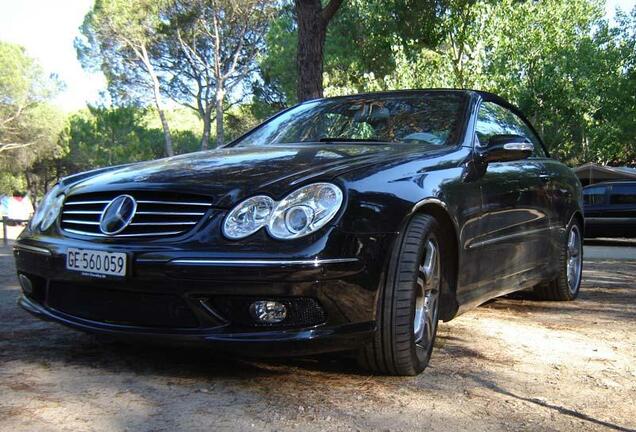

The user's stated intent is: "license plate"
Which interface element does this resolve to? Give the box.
[66,248,127,277]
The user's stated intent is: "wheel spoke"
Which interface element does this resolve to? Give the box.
[565,225,582,294]
[414,239,441,346]
[425,315,433,343]
[423,242,436,282]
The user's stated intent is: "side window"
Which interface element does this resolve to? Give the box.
[583,185,608,205]
[609,184,636,205]
[475,102,507,146]
[508,112,546,158]
[475,102,546,157]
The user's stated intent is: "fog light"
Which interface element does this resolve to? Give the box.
[249,300,287,324]
[18,274,33,295]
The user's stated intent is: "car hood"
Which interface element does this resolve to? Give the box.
[64,144,411,208]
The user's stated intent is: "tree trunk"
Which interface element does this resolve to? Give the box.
[24,171,37,209]
[156,106,174,157]
[295,0,326,102]
[201,110,212,151]
[215,86,225,147]
[295,0,344,102]
[139,44,174,157]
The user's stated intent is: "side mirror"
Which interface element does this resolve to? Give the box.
[480,134,534,163]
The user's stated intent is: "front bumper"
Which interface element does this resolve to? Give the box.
[18,295,375,356]
[13,230,394,356]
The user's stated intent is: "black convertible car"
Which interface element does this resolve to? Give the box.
[14,90,583,376]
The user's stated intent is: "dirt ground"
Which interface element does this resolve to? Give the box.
[0,233,634,432]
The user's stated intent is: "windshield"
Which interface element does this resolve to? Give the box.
[234,93,467,148]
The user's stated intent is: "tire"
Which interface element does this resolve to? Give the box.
[358,213,444,376]
[535,218,583,301]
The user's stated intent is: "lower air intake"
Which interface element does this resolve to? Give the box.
[207,296,326,328]
[47,283,199,328]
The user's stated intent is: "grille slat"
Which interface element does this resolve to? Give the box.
[64,220,100,225]
[130,221,197,226]
[60,191,212,239]
[65,200,111,205]
[63,228,187,237]
[137,200,210,206]
[135,211,206,216]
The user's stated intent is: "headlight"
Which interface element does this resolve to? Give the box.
[222,195,276,239]
[223,183,344,240]
[30,184,64,231]
[40,193,65,231]
[267,183,343,239]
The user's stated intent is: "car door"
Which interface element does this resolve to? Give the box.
[469,101,553,300]
[583,184,608,237]
[606,183,636,237]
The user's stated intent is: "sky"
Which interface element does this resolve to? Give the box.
[0,0,635,112]
[0,0,105,111]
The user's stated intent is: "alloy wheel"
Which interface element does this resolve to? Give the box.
[413,239,441,348]
[566,225,583,294]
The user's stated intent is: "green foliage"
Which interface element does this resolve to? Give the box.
[253,0,635,166]
[224,104,260,142]
[0,42,64,155]
[4,0,635,189]
[76,0,169,104]
[77,0,178,156]
[61,106,200,172]
[253,0,444,114]
[142,106,202,136]
[250,6,297,118]
[0,171,26,195]
[0,41,65,198]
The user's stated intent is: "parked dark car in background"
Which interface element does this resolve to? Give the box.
[13,90,583,376]
[583,181,636,238]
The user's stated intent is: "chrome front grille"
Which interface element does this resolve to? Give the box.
[60,191,212,238]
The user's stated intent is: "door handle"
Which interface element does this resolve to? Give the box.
[538,174,551,183]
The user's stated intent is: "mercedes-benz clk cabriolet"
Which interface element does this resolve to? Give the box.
[14,90,583,376]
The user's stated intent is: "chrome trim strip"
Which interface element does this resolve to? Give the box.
[130,221,197,226]
[14,243,52,256]
[137,200,211,206]
[503,142,534,152]
[64,220,100,225]
[412,197,448,212]
[135,211,206,216]
[168,257,360,266]
[63,228,185,237]
[65,200,110,205]
[63,210,102,215]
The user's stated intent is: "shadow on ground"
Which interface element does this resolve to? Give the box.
[1,243,635,432]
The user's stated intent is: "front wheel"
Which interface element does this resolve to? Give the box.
[535,218,583,301]
[358,214,444,376]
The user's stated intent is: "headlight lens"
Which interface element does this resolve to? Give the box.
[30,184,64,231]
[40,193,66,231]
[267,183,343,239]
[222,195,276,239]
[223,183,343,240]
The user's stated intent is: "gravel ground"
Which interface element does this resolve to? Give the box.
[0,233,634,432]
